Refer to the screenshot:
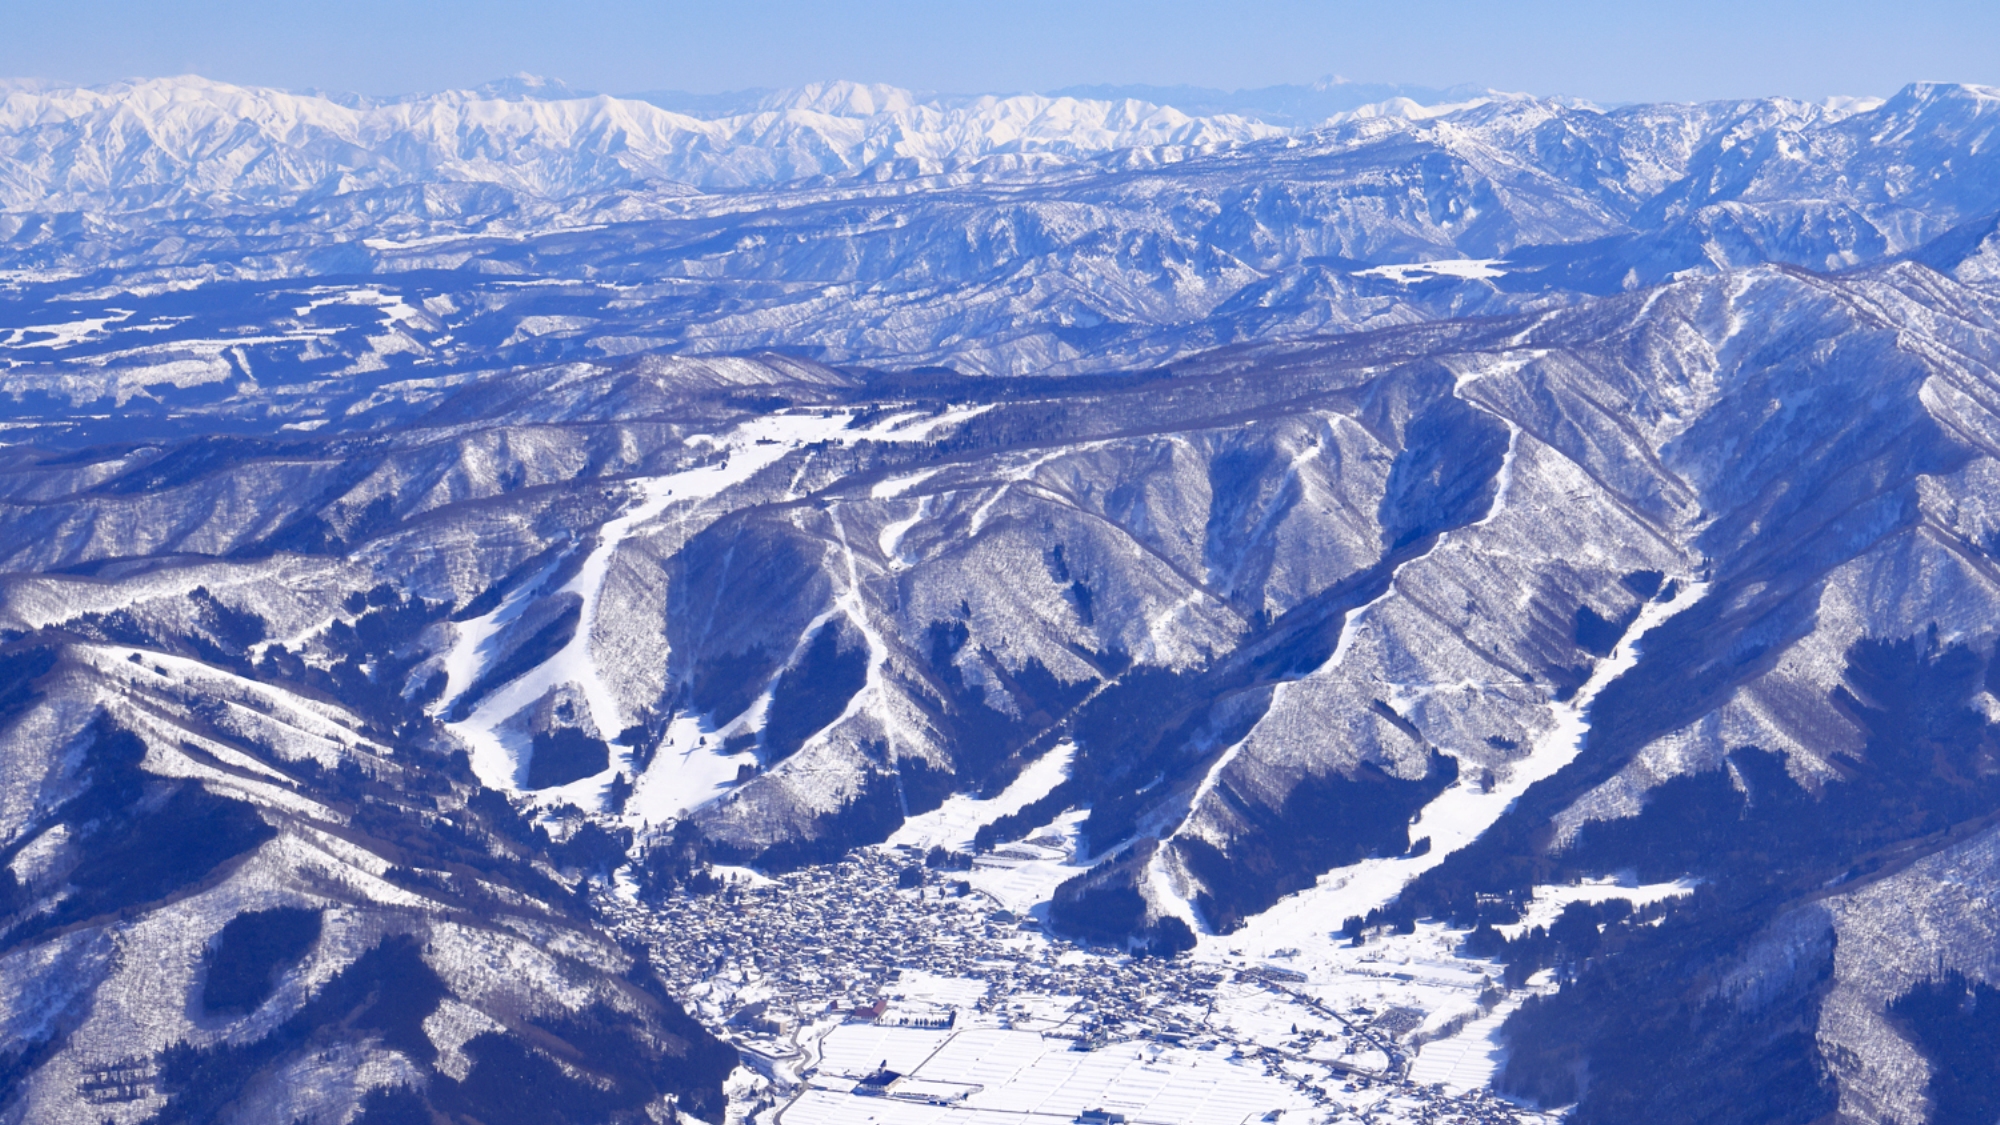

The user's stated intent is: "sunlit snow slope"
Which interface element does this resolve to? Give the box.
[6,72,2000,1125]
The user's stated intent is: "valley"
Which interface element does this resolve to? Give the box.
[2,73,2000,1125]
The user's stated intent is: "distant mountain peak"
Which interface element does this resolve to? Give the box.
[756,79,927,117]
[472,72,594,101]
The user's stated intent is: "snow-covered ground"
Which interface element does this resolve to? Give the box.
[887,970,991,1009]
[886,742,1074,853]
[786,1025,1317,1125]
[1356,259,1510,283]
[1491,877,1697,941]
[959,810,1093,919]
[626,712,762,823]
[1406,1002,1518,1092]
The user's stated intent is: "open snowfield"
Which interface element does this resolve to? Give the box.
[1354,259,1510,283]
[787,1026,1315,1125]
[888,742,1075,853]
[1406,1004,1516,1092]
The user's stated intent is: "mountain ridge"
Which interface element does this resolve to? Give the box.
[4,70,2000,1125]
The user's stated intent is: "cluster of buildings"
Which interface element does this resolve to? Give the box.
[604,849,1228,1044]
[602,847,1552,1125]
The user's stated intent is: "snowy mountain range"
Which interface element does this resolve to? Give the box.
[5,73,2000,1124]
[3,75,1997,399]
[0,75,1301,209]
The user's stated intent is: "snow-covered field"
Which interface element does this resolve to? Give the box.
[787,1025,1317,1125]
[887,742,1075,854]
[1355,259,1511,284]
[957,811,1094,919]
[1405,1005,1515,1092]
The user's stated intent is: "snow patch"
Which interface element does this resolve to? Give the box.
[870,467,942,499]
[885,740,1075,852]
[627,713,757,822]
[1472,421,1521,528]
[1356,259,1509,284]
[1492,877,1699,941]
[0,308,134,349]
[959,808,1092,917]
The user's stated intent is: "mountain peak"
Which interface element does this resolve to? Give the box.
[756,79,926,117]
[472,72,593,101]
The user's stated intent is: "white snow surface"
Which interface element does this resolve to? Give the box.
[790,1024,1316,1125]
[0,76,1295,209]
[626,711,760,824]
[886,741,1075,852]
[961,809,1093,918]
[1356,259,1510,283]
[1491,877,1699,942]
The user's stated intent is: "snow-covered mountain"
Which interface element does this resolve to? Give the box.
[0,75,1291,210]
[1,78,1995,394]
[7,73,2000,1125]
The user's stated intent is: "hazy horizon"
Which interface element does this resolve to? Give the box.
[1,0,1995,108]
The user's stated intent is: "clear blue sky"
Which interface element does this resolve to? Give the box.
[1,0,1995,104]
